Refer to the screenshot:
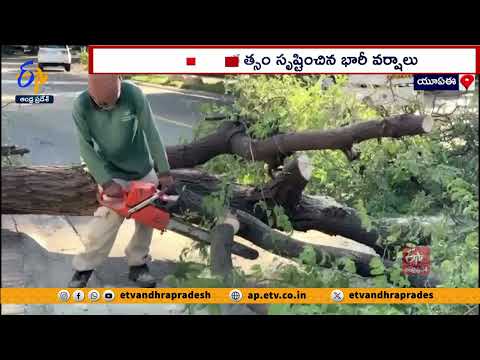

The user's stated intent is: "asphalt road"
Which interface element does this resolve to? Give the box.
[2,55,223,166]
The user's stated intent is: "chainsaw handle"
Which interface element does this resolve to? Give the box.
[98,188,128,203]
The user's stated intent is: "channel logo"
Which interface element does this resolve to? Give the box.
[414,74,475,91]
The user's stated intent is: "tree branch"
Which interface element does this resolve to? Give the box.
[166,115,433,168]
[2,145,30,157]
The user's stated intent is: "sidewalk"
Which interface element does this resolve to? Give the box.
[1,214,375,315]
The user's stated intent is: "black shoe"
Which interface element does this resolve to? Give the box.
[68,270,93,288]
[128,264,156,288]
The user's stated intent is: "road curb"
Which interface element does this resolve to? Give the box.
[132,80,233,102]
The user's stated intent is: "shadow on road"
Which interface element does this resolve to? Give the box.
[1,228,178,289]
[2,228,264,315]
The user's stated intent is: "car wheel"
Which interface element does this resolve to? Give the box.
[64,64,71,72]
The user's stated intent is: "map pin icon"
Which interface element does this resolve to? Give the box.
[460,74,474,90]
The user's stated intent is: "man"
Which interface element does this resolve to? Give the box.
[69,74,173,288]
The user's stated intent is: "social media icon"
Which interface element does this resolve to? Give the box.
[73,290,85,302]
[88,290,100,302]
[229,289,243,302]
[58,290,70,302]
[331,289,344,302]
[103,290,115,301]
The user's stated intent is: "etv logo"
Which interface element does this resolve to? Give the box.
[16,60,48,94]
[402,246,430,276]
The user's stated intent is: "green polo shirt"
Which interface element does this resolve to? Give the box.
[72,81,170,185]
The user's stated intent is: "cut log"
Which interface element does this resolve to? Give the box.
[209,224,234,277]
[168,217,258,260]
[209,210,239,278]
[263,154,312,210]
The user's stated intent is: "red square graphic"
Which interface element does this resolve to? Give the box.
[186,57,196,66]
[225,56,239,67]
[402,246,430,276]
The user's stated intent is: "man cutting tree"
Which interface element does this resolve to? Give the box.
[69,74,173,288]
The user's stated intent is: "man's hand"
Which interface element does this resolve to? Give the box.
[101,180,124,198]
[158,173,174,193]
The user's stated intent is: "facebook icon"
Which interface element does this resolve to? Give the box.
[73,290,85,302]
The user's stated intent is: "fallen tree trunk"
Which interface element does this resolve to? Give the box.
[1,114,437,287]
[0,165,388,272]
[1,165,434,255]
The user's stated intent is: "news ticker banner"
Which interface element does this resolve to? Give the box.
[1,288,480,305]
[89,46,479,74]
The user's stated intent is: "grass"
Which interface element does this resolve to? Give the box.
[131,75,170,85]
[130,75,226,95]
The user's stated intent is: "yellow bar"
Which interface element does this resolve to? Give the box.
[1,288,480,305]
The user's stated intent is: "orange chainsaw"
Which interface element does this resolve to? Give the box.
[98,181,179,232]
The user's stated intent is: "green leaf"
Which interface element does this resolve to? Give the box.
[298,245,317,266]
[207,304,222,315]
[163,274,178,287]
[338,257,356,274]
[369,257,386,276]
[465,232,478,249]
[268,304,293,315]
[373,275,389,287]
[354,199,373,231]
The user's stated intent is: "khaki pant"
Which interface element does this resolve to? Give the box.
[73,169,159,271]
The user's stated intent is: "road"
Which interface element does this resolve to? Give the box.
[2,55,225,165]
[1,55,257,315]
[5,58,472,314]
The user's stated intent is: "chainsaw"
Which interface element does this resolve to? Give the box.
[98,181,179,233]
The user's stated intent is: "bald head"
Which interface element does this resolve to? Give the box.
[88,74,121,109]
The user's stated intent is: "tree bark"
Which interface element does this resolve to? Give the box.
[1,114,436,287]
[1,165,433,255]
[166,115,432,169]
[168,217,258,260]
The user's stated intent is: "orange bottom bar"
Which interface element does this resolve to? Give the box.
[1,288,480,305]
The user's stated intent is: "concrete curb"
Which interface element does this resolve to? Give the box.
[132,80,233,102]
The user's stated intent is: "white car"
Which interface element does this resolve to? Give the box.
[37,45,72,72]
